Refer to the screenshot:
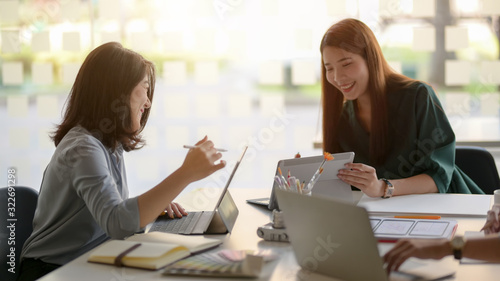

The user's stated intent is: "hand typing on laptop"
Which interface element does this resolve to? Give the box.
[384,227,500,274]
[160,202,188,219]
[383,238,452,274]
[149,147,247,235]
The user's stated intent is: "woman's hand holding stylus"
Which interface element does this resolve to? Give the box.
[181,136,226,182]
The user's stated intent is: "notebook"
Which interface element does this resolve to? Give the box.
[247,152,355,210]
[87,232,222,270]
[275,189,458,281]
[149,146,247,235]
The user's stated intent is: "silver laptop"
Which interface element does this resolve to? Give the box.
[247,152,355,210]
[149,146,247,235]
[276,189,458,281]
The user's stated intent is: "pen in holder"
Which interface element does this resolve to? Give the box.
[274,175,306,194]
[304,152,334,191]
[274,152,334,194]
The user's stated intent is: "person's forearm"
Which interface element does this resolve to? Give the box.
[137,167,193,228]
[390,174,438,196]
[463,235,500,262]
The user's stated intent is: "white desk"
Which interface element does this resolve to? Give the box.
[39,189,500,281]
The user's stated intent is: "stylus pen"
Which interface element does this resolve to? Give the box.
[183,145,227,152]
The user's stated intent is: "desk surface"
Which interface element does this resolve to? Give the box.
[40,189,500,281]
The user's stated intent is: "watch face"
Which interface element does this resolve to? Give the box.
[386,188,394,196]
[381,179,394,198]
[451,236,465,260]
[452,236,465,248]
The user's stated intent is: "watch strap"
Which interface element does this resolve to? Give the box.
[453,248,463,260]
[381,178,394,199]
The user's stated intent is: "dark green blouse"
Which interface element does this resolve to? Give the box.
[337,82,483,194]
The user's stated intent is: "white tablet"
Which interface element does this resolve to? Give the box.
[268,152,355,210]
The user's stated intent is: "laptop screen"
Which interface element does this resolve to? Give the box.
[276,189,457,280]
[212,146,248,211]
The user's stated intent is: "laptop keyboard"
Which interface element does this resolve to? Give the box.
[150,212,202,234]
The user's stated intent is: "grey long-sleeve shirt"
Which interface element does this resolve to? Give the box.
[21,126,141,265]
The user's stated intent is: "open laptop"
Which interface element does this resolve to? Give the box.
[149,146,247,235]
[247,152,355,210]
[275,189,458,281]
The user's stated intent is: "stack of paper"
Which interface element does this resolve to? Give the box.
[357,194,492,216]
[163,249,266,278]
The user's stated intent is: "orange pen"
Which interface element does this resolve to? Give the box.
[394,215,441,220]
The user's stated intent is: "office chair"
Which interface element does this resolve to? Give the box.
[0,186,38,281]
[455,146,500,194]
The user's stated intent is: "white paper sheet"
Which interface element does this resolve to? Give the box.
[358,193,492,216]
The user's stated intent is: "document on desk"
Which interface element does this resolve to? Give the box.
[357,193,492,216]
[371,217,458,242]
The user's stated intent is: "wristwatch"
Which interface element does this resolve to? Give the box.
[381,178,394,198]
[451,236,466,260]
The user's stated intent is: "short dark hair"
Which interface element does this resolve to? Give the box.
[52,42,156,151]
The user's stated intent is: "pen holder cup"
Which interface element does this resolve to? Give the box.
[494,189,500,205]
[272,209,285,229]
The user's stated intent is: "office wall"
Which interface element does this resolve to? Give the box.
[1,0,499,196]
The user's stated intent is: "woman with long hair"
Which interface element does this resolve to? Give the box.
[320,18,482,197]
[17,42,226,280]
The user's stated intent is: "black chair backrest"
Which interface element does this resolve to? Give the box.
[0,186,38,281]
[455,146,500,194]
